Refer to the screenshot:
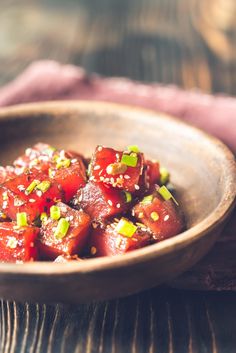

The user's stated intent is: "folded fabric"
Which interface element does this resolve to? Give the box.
[0,60,235,290]
[0,61,235,152]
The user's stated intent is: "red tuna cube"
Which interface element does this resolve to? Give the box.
[0,222,39,262]
[90,146,144,192]
[38,202,91,260]
[0,170,63,223]
[133,186,184,241]
[89,218,151,257]
[13,143,56,174]
[48,153,87,202]
[71,181,130,221]
[144,160,160,191]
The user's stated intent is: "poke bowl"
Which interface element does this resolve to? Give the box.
[0,101,235,303]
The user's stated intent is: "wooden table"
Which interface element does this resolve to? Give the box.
[0,0,236,352]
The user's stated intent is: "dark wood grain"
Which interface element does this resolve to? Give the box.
[0,0,235,94]
[1,289,236,353]
[0,0,236,352]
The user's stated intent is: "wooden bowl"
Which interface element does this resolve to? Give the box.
[0,101,235,304]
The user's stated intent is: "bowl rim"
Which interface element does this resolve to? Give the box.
[0,100,235,276]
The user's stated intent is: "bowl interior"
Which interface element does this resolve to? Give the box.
[0,102,231,233]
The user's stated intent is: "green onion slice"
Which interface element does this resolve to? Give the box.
[54,218,70,239]
[127,145,140,153]
[43,146,56,156]
[50,205,61,220]
[16,212,28,227]
[25,180,40,195]
[158,185,179,205]
[36,181,51,193]
[124,191,132,203]
[40,212,48,222]
[151,211,159,221]
[160,167,170,185]
[121,153,138,167]
[141,195,153,204]
[115,218,137,238]
[56,158,71,169]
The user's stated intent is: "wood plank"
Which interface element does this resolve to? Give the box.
[0,0,235,94]
[1,290,236,353]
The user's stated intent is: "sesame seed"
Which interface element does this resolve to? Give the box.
[131,209,135,216]
[78,195,83,202]
[25,148,32,157]
[134,184,140,190]
[98,146,103,152]
[71,158,77,163]
[108,200,113,206]
[91,246,97,255]
[94,165,100,170]
[59,150,66,159]
[115,237,122,248]
[17,185,25,192]
[100,176,104,181]
[138,212,144,218]
[110,177,115,184]
[2,192,8,201]
[36,190,43,197]
[29,199,36,203]
[164,215,170,221]
[90,176,95,181]
[7,237,18,249]
[116,203,121,209]
[13,199,25,207]
[124,175,130,179]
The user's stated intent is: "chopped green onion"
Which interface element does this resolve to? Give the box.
[115,218,137,238]
[87,162,92,176]
[40,212,48,222]
[25,179,40,195]
[127,145,139,153]
[56,158,71,169]
[36,181,51,193]
[16,212,28,227]
[43,146,56,156]
[124,191,132,203]
[160,167,170,185]
[158,185,179,205]
[54,218,70,239]
[151,211,159,221]
[121,153,138,167]
[50,205,61,220]
[141,195,153,204]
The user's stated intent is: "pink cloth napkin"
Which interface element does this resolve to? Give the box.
[0,60,235,290]
[0,61,235,152]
